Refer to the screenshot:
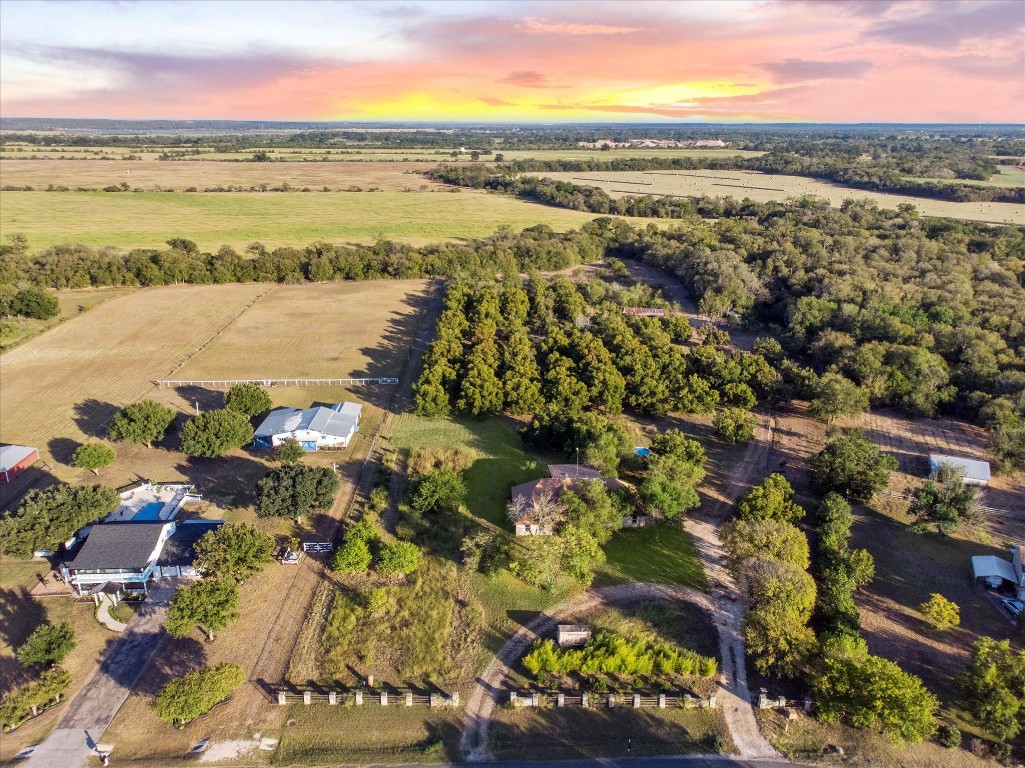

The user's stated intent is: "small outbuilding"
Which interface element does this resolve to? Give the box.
[0,444,39,483]
[929,454,991,487]
[254,402,362,451]
[556,624,592,647]
[972,546,1025,600]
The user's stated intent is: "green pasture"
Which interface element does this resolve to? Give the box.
[0,189,613,250]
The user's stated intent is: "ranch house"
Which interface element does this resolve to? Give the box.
[254,402,362,451]
[61,519,223,597]
[510,464,629,536]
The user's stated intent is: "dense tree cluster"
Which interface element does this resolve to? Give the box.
[0,667,71,730]
[415,277,769,470]
[256,464,339,519]
[179,409,254,458]
[16,622,76,668]
[957,637,1025,743]
[812,634,938,745]
[0,284,59,319]
[812,494,874,639]
[0,483,119,557]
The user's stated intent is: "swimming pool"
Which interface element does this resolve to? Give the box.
[634,447,652,457]
[134,502,164,521]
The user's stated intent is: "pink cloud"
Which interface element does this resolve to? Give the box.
[518,17,638,36]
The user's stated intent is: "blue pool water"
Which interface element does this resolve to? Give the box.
[134,502,164,521]
[635,447,652,457]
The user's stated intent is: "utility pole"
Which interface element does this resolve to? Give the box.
[195,400,200,416]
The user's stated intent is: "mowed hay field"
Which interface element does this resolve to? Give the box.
[538,170,1025,224]
[174,279,431,380]
[0,280,427,486]
[0,189,612,250]
[0,158,446,190]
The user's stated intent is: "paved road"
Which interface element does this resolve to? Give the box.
[25,583,177,768]
[416,758,802,768]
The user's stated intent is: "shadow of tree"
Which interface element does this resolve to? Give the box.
[134,636,208,696]
[47,437,81,466]
[0,463,60,512]
[72,399,122,439]
[174,454,269,508]
[0,585,46,652]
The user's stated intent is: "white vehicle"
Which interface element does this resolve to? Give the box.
[1001,598,1024,618]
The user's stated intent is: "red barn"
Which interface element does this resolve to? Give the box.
[0,445,39,483]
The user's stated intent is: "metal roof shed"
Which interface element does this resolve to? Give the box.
[929,454,991,487]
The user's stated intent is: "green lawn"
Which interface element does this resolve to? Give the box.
[0,190,610,251]
[595,523,707,590]
[272,705,460,766]
[491,707,731,760]
[389,414,554,528]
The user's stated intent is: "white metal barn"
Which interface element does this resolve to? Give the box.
[928,454,991,487]
[254,402,362,451]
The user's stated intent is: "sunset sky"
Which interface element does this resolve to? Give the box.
[1,0,1023,123]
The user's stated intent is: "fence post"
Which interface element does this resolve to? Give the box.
[657,693,666,709]
[405,692,413,707]
[804,697,813,713]
[328,691,337,706]
[632,693,641,709]
[450,692,459,707]
[581,692,589,708]
[556,693,565,708]
[531,693,539,708]
[608,694,616,708]
[277,691,287,706]
[355,691,363,706]
[430,693,439,708]
[510,692,518,706]
[381,691,388,706]
[708,693,717,708]
[303,691,311,705]
[758,688,769,709]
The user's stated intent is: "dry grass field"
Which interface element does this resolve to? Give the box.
[0,189,614,251]
[537,170,1025,224]
[0,280,428,491]
[0,158,445,190]
[0,286,137,351]
[174,280,430,382]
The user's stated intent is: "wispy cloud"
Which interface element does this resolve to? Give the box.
[497,70,567,89]
[519,17,637,36]
[863,0,1025,48]
[760,58,873,84]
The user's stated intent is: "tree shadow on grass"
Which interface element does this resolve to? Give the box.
[0,464,60,512]
[351,283,441,410]
[0,586,47,652]
[171,386,227,415]
[134,636,208,697]
[47,437,81,466]
[174,454,269,508]
[72,399,122,439]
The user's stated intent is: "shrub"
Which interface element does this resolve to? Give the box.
[179,409,254,458]
[333,536,372,573]
[153,664,245,728]
[920,594,960,631]
[377,541,422,575]
[714,407,757,443]
[16,622,75,667]
[936,724,961,748]
[108,399,176,447]
[71,442,116,474]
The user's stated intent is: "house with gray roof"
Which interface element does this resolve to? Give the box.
[253,401,362,451]
[61,519,224,596]
[929,454,991,487]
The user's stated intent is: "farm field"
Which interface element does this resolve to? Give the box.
[0,280,428,489]
[173,280,432,382]
[0,189,617,251]
[536,170,1025,224]
[0,158,446,190]
[0,285,137,351]
[907,164,1025,188]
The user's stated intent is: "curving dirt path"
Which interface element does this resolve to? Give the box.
[460,415,782,763]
